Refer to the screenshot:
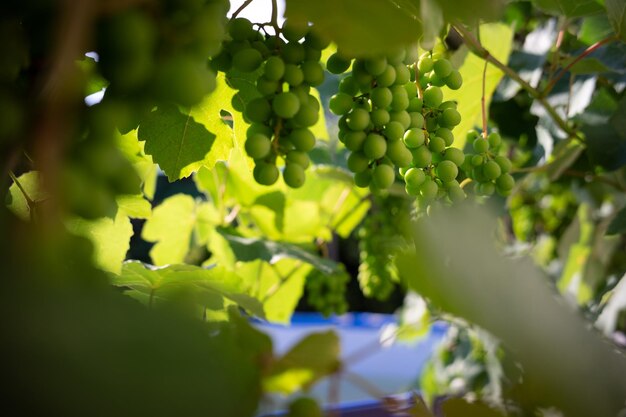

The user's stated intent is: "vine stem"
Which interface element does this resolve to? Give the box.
[270,0,280,35]
[230,0,256,19]
[452,23,581,141]
[542,34,616,96]
[480,58,489,138]
[9,171,36,209]
[546,17,568,83]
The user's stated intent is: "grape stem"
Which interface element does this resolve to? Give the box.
[230,0,257,19]
[480,58,488,139]
[545,17,569,84]
[459,177,473,189]
[270,0,280,35]
[9,171,36,214]
[452,23,582,142]
[542,34,616,96]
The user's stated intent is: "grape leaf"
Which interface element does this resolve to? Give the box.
[6,171,48,221]
[137,104,217,181]
[532,0,605,17]
[435,0,506,23]
[264,330,340,394]
[421,0,444,51]
[116,194,151,219]
[446,23,514,148]
[65,210,133,275]
[606,0,626,41]
[285,0,422,56]
[579,14,616,44]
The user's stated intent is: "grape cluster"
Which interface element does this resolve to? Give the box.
[212,18,329,188]
[306,265,350,317]
[357,194,411,301]
[329,51,469,207]
[462,130,515,196]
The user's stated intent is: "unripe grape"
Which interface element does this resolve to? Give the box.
[483,160,502,180]
[471,154,484,166]
[284,64,304,86]
[247,123,273,138]
[232,48,263,72]
[403,128,425,148]
[411,145,432,167]
[433,58,453,78]
[245,98,272,123]
[289,128,316,151]
[436,160,458,182]
[273,92,300,118]
[405,82,418,98]
[304,29,331,50]
[390,111,411,129]
[420,178,439,199]
[254,162,279,185]
[346,108,370,131]
[390,85,409,111]
[347,151,370,173]
[435,127,454,146]
[423,86,443,108]
[386,48,406,64]
[371,87,393,108]
[282,42,305,64]
[428,73,446,87]
[245,133,272,159]
[383,121,405,141]
[343,131,366,151]
[477,182,495,196]
[393,64,411,85]
[494,155,512,173]
[286,150,311,168]
[264,56,285,80]
[327,52,352,74]
[439,108,461,127]
[373,164,395,188]
[428,136,446,153]
[466,130,480,143]
[445,70,463,90]
[443,147,465,166]
[496,173,514,193]
[364,57,388,76]
[386,140,413,167]
[229,17,255,41]
[354,169,372,187]
[404,167,426,187]
[376,65,396,87]
[339,76,359,95]
[329,93,353,115]
[282,18,309,42]
[256,76,278,96]
[488,131,502,148]
[369,109,389,127]
[417,56,434,73]
[283,163,305,188]
[448,184,466,202]
[305,46,322,61]
[294,103,319,127]
[409,112,425,129]
[363,133,387,159]
[407,97,423,112]
[473,138,489,153]
[301,60,325,86]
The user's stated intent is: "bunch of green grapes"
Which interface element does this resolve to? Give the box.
[211,18,329,188]
[462,130,515,196]
[305,265,350,317]
[357,194,411,301]
[329,50,468,208]
[97,0,229,112]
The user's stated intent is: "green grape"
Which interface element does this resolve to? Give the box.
[371,108,391,127]
[390,85,409,111]
[264,56,285,80]
[272,92,300,118]
[286,150,311,168]
[282,42,305,64]
[281,18,309,42]
[394,64,411,85]
[343,131,366,151]
[347,151,370,173]
[411,145,432,167]
[383,121,405,141]
[245,133,271,159]
[448,184,466,202]
[346,108,370,131]
[390,111,411,130]
[405,82,418,99]
[419,178,439,200]
[256,76,278,95]
[417,56,434,73]
[370,87,393,108]
[283,163,305,188]
[247,123,273,138]
[436,160,458,182]
[483,160,502,180]
[386,140,413,167]
[365,57,388,76]
[287,397,322,417]
[477,182,495,196]
[404,167,426,187]
[409,112,425,129]
[363,133,387,159]
[433,58,453,78]
[304,29,331,50]
[496,173,515,194]
[439,100,457,110]
[253,162,279,185]
[232,48,263,72]
[428,136,446,153]
[294,102,319,127]
[494,155,512,173]
[445,70,463,90]
[403,128,425,148]
[354,169,372,187]
[428,73,446,87]
[439,108,461,127]
[284,64,304,86]
[301,60,325,86]
[229,17,255,41]
[423,86,443,108]
[435,127,454,146]
[373,164,395,189]
[466,129,480,143]
[488,131,502,148]
[473,138,489,153]
[339,75,359,95]
[245,97,272,123]
[376,65,396,88]
[407,97,423,112]
[289,128,316,151]
[443,147,465,166]
[305,45,322,61]
[425,115,439,132]
[471,154,484,166]
[327,52,352,74]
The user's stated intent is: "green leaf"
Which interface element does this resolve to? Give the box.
[532,0,605,17]
[137,104,217,181]
[217,229,337,274]
[579,14,615,44]
[116,194,152,219]
[606,0,626,41]
[264,330,340,394]
[142,194,196,265]
[563,56,612,74]
[65,211,133,275]
[6,171,48,221]
[435,0,505,23]
[545,140,585,180]
[420,0,444,51]
[445,23,514,149]
[607,206,626,235]
[396,205,626,417]
[285,0,422,56]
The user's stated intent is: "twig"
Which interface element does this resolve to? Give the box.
[543,35,616,96]
[342,371,387,399]
[546,17,569,83]
[231,0,257,19]
[270,0,280,35]
[481,59,489,138]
